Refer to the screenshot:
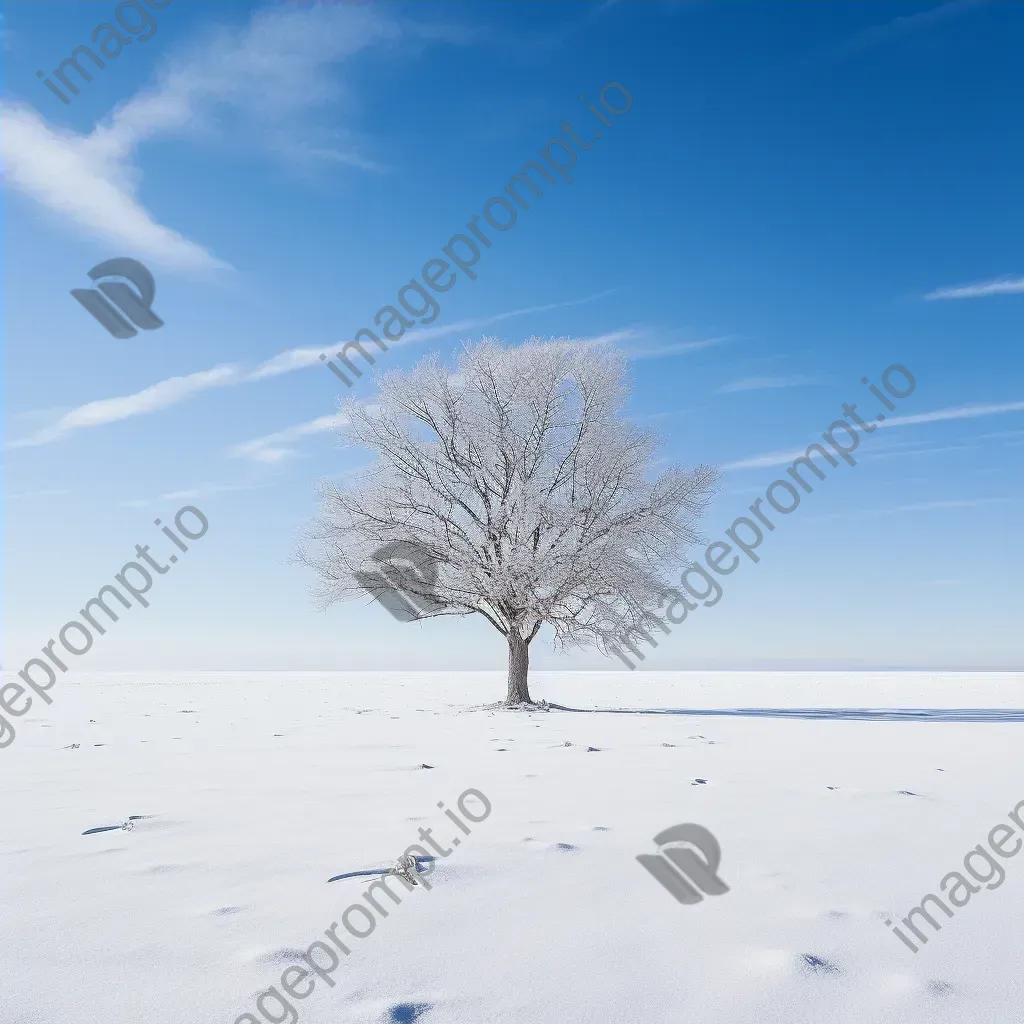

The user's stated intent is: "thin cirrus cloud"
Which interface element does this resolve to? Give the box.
[805,497,1013,524]
[722,399,1024,470]
[8,292,617,449]
[119,480,273,509]
[235,323,730,463]
[229,413,351,464]
[619,335,732,360]
[923,275,1024,300]
[237,335,621,463]
[843,0,987,50]
[248,290,620,380]
[6,366,241,449]
[717,375,817,394]
[0,2,453,271]
[575,325,733,360]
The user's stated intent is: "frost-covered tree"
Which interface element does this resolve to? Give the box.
[296,338,720,706]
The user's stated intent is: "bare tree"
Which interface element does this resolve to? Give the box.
[295,338,720,706]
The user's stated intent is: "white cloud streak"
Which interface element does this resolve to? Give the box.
[1,3,454,269]
[620,336,732,360]
[10,291,618,448]
[845,0,987,50]
[229,412,350,464]
[717,375,817,394]
[250,290,620,380]
[806,497,1012,523]
[723,399,1024,470]
[6,488,70,501]
[924,276,1024,300]
[875,401,1024,429]
[6,366,240,448]
[389,290,621,350]
[0,102,230,271]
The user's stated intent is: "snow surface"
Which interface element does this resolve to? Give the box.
[3,670,1022,1024]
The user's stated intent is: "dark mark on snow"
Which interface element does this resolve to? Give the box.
[800,954,842,976]
[388,1004,432,1023]
[328,856,435,883]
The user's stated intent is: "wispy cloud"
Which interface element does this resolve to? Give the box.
[876,400,1024,430]
[861,443,981,461]
[249,347,328,381]
[229,412,350,464]
[722,446,820,472]
[158,481,272,502]
[842,0,987,52]
[723,399,1024,470]
[924,276,1024,300]
[621,335,732,361]
[119,479,271,509]
[6,366,240,449]
[6,488,69,501]
[528,325,731,362]
[717,374,817,394]
[0,3,460,270]
[237,321,671,463]
[979,429,1024,441]
[250,291,621,380]
[806,497,1012,523]
[392,290,621,349]
[11,293,618,448]
[0,102,229,271]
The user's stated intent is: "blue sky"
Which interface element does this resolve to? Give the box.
[2,0,1022,673]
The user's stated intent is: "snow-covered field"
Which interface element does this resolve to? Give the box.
[4,671,1022,1024]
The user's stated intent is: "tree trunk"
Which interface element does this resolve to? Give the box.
[505,632,532,705]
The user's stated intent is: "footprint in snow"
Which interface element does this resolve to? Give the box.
[388,1004,432,1023]
[255,948,307,968]
[554,843,579,852]
[800,954,842,976]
